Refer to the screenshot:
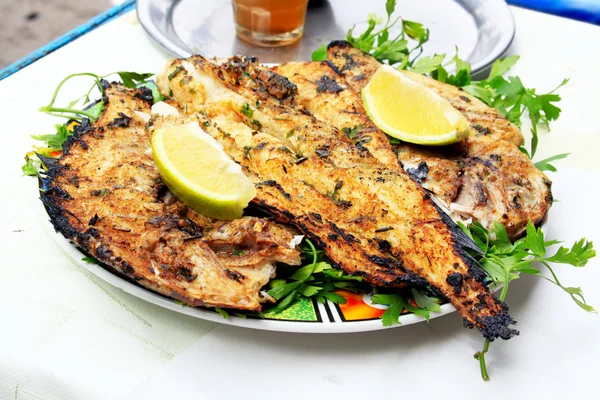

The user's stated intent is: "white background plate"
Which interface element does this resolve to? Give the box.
[137,0,515,74]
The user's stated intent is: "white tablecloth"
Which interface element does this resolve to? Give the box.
[0,7,599,400]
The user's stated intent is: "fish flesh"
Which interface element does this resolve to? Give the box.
[40,82,300,311]
[398,137,553,239]
[274,61,400,170]
[157,55,518,340]
[326,41,552,239]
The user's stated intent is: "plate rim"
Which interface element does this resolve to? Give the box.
[136,0,516,74]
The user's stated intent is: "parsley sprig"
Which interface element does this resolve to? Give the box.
[263,239,365,314]
[372,289,441,326]
[458,221,596,380]
[312,0,428,69]
[39,71,155,122]
[413,53,569,164]
[23,72,159,176]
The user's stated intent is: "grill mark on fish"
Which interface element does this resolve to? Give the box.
[329,222,360,244]
[406,162,429,183]
[256,180,292,200]
[315,75,344,93]
[108,112,132,128]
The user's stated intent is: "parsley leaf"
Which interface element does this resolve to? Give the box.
[311,44,328,61]
[31,124,72,150]
[240,102,254,118]
[22,158,40,176]
[488,55,520,79]
[117,72,154,89]
[372,290,441,326]
[339,0,429,69]
[546,238,596,267]
[411,289,441,314]
[410,54,445,74]
[459,221,596,380]
[372,293,404,327]
[262,239,366,314]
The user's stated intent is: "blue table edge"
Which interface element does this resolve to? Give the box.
[0,0,136,81]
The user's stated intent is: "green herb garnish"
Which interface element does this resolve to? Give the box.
[31,124,73,150]
[167,66,184,81]
[263,239,364,314]
[251,119,262,130]
[372,289,441,326]
[214,307,229,319]
[458,221,596,380]
[22,158,41,176]
[39,71,154,122]
[313,0,428,70]
[240,102,254,118]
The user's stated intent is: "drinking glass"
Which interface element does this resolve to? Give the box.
[232,0,310,47]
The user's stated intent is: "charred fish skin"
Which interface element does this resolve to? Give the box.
[40,83,300,311]
[160,56,518,340]
[326,40,525,146]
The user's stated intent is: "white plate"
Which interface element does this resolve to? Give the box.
[137,0,515,74]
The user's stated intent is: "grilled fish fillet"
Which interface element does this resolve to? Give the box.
[41,82,300,311]
[398,137,553,239]
[273,61,399,170]
[158,55,518,340]
[326,41,552,239]
[326,40,524,146]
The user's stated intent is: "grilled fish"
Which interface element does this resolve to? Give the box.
[158,56,518,340]
[398,137,553,239]
[41,82,300,311]
[326,40,524,146]
[274,61,399,170]
[326,41,552,239]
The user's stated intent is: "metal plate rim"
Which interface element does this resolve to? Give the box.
[136,0,515,74]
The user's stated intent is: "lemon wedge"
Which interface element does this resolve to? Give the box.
[362,65,471,146]
[152,122,256,220]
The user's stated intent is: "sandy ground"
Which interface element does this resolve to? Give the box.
[0,0,111,68]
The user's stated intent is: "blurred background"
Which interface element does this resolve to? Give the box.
[0,0,110,68]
